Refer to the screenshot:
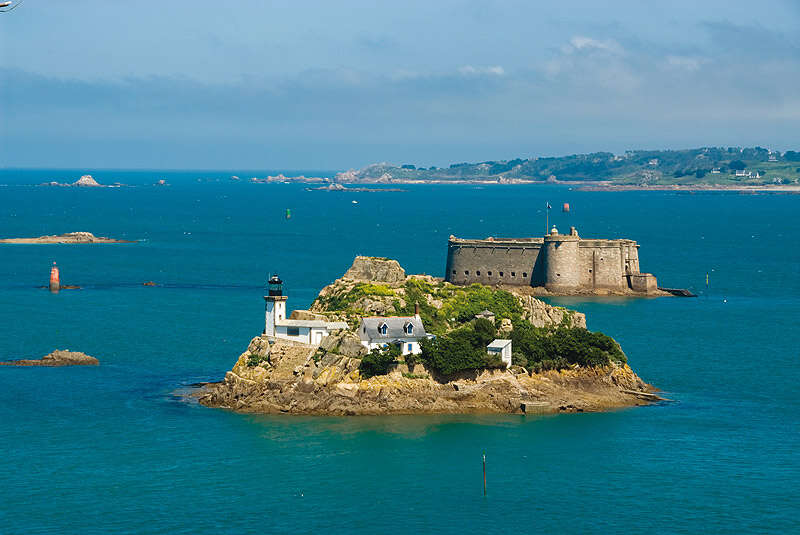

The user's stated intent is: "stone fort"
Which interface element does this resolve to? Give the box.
[445,226,659,295]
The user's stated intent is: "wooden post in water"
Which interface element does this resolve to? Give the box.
[482,452,486,496]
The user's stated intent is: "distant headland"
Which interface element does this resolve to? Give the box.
[0,232,134,244]
[197,257,661,416]
[332,146,800,189]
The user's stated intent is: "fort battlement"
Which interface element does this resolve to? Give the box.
[445,227,659,295]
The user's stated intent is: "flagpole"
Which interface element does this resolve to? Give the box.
[545,202,550,235]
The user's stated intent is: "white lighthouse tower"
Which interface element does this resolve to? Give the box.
[264,274,287,338]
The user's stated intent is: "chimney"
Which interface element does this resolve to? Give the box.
[414,302,420,317]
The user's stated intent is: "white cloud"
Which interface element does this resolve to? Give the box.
[458,65,505,76]
[563,36,624,55]
[666,55,705,71]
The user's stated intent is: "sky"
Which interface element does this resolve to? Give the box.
[1,0,800,170]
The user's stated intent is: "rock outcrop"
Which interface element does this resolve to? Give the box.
[515,294,587,329]
[1,350,99,367]
[342,256,406,283]
[0,232,133,244]
[73,175,101,187]
[198,338,659,415]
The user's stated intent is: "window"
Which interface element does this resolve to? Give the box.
[379,323,388,335]
[487,271,492,276]
[522,272,528,278]
[408,343,413,352]
[465,270,469,275]
[404,323,413,335]
[499,272,504,276]
[511,272,516,277]
[287,327,300,336]
[476,271,481,276]
[452,270,456,274]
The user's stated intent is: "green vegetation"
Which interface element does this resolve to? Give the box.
[246,352,268,367]
[510,320,626,370]
[395,280,522,335]
[314,282,394,311]
[317,278,624,378]
[359,344,401,378]
[418,319,505,376]
[347,147,800,186]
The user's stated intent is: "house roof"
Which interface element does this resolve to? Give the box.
[276,319,349,330]
[487,339,512,350]
[359,316,427,341]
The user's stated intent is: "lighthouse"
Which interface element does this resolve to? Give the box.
[49,262,60,292]
[264,275,287,337]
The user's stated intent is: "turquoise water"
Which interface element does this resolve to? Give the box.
[1,170,798,534]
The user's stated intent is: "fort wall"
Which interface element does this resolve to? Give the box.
[445,227,658,295]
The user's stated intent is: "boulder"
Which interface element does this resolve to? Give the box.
[342,256,406,283]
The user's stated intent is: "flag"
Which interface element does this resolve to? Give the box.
[546,202,552,209]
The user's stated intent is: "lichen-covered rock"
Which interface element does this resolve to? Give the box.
[343,256,406,283]
[516,294,587,328]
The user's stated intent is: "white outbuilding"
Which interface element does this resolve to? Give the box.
[487,339,513,369]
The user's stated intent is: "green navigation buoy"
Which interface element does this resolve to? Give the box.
[285,208,291,220]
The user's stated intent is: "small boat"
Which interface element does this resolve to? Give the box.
[352,200,358,204]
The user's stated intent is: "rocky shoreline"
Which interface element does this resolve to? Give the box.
[196,337,660,415]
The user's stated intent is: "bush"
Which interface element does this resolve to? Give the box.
[359,345,400,378]
[511,351,528,367]
[419,332,486,376]
[510,323,626,369]
[246,353,267,367]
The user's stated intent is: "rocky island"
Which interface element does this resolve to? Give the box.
[0,232,134,244]
[0,350,99,367]
[198,257,660,415]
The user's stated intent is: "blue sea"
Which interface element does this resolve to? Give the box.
[1,169,798,534]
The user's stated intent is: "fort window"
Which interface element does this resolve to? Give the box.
[588,269,592,273]
[465,271,469,275]
[499,272,504,276]
[452,270,456,274]
[488,271,492,276]
[523,272,528,278]
[476,271,481,276]
[511,272,516,277]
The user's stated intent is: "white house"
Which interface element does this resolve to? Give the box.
[358,307,431,355]
[264,275,347,346]
[487,339,513,369]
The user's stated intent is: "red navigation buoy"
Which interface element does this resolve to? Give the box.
[49,261,60,292]
[562,203,570,213]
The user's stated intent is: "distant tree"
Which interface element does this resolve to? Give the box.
[729,160,747,171]
[695,169,707,178]
[784,151,800,162]
[429,166,438,170]
[401,164,416,170]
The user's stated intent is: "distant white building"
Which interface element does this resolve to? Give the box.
[358,305,432,355]
[264,275,347,345]
[487,339,513,369]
